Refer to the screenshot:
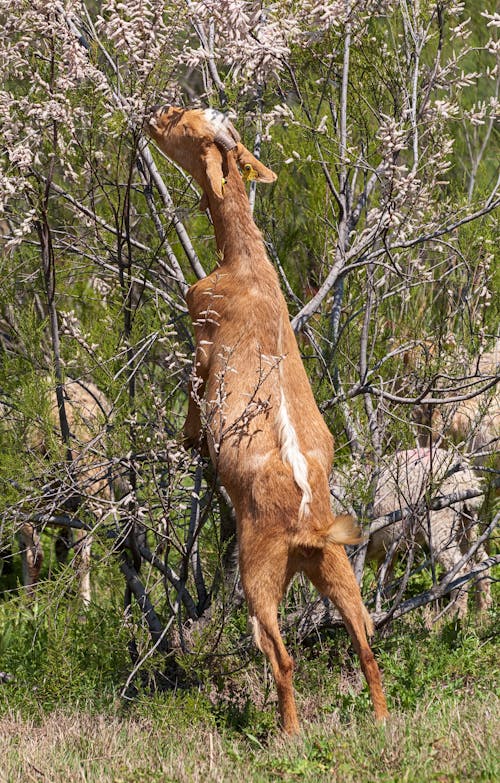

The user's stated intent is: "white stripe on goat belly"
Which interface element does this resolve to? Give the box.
[276,388,312,518]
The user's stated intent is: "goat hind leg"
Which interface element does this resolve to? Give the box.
[302,544,388,720]
[248,599,299,735]
[242,550,299,735]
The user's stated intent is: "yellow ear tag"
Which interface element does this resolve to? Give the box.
[242,163,258,182]
[221,176,227,194]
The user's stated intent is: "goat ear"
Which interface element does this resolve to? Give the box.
[203,149,225,202]
[235,143,277,184]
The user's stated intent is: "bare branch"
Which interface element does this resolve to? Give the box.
[119,554,170,652]
[322,374,500,410]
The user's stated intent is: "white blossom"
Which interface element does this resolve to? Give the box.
[481,11,500,28]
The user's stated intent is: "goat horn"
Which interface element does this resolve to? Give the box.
[225,120,241,143]
[214,127,238,151]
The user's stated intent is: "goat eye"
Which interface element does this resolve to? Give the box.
[244,164,252,172]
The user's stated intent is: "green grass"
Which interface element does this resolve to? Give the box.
[0,584,498,782]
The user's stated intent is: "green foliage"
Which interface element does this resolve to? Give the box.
[0,566,129,714]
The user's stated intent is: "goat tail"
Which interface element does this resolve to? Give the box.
[326,513,364,546]
[292,513,363,550]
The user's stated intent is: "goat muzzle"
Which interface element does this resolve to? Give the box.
[144,104,171,131]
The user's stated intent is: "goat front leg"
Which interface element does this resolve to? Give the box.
[184,274,220,450]
[182,335,211,451]
[182,373,206,449]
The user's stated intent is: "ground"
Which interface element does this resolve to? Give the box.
[0,595,498,783]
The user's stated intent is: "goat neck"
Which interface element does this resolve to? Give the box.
[206,151,269,272]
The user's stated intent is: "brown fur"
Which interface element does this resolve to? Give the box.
[146,107,388,733]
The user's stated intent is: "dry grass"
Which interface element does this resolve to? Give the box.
[0,692,498,783]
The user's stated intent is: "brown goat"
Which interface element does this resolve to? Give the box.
[145,106,388,733]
